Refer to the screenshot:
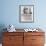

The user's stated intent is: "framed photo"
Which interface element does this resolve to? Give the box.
[19,5,34,23]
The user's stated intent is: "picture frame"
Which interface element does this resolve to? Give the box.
[19,5,34,23]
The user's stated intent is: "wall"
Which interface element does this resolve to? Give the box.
[0,0,46,29]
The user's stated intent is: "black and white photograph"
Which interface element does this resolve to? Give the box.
[19,5,34,22]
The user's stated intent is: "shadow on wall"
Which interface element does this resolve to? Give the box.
[0,24,7,43]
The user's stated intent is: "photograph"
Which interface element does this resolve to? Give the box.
[19,5,34,23]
